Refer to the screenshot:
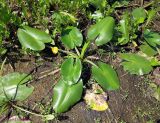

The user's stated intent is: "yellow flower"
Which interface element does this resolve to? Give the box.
[51,46,58,54]
[132,41,138,47]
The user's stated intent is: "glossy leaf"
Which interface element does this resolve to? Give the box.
[118,13,130,45]
[61,26,83,49]
[92,62,120,90]
[87,16,115,46]
[144,29,160,48]
[140,42,157,56]
[132,7,146,24]
[52,79,83,113]
[61,58,82,85]
[17,26,52,51]
[0,72,34,106]
[120,53,153,75]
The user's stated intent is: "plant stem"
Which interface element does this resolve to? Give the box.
[84,59,97,67]
[11,103,44,117]
[0,57,7,76]
[141,0,143,7]
[156,47,160,56]
[75,47,80,56]
[80,41,90,59]
[12,103,56,120]
[58,49,78,58]
[58,49,72,54]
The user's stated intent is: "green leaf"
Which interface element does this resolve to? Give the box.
[120,53,153,75]
[118,12,130,45]
[150,57,160,66]
[60,11,77,23]
[0,104,8,115]
[139,42,157,56]
[89,0,106,11]
[144,29,160,48]
[52,79,83,113]
[146,9,157,26]
[137,52,160,67]
[0,47,7,55]
[61,26,83,49]
[0,35,2,45]
[61,58,82,85]
[87,16,115,46]
[0,6,11,24]
[17,26,52,51]
[92,62,120,90]
[132,7,146,24]
[0,72,34,106]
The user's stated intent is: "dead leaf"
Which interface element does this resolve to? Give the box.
[84,83,108,111]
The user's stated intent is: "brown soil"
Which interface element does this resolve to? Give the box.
[2,53,160,123]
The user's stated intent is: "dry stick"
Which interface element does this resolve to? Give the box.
[141,0,144,7]
[37,68,60,80]
[86,56,100,60]
[120,72,129,78]
[115,4,140,9]
[12,103,55,120]
[143,1,155,8]
[11,103,44,117]
[0,57,7,76]
[152,21,160,28]
[114,10,121,20]
[39,69,54,75]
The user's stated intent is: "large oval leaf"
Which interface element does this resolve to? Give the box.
[17,26,52,51]
[0,72,34,106]
[87,16,115,46]
[132,7,146,24]
[120,53,153,75]
[61,58,82,85]
[144,29,160,48]
[61,26,83,49]
[92,62,120,90]
[52,79,83,113]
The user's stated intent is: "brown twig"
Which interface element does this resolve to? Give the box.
[37,68,60,80]
[141,0,144,7]
[86,56,100,60]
